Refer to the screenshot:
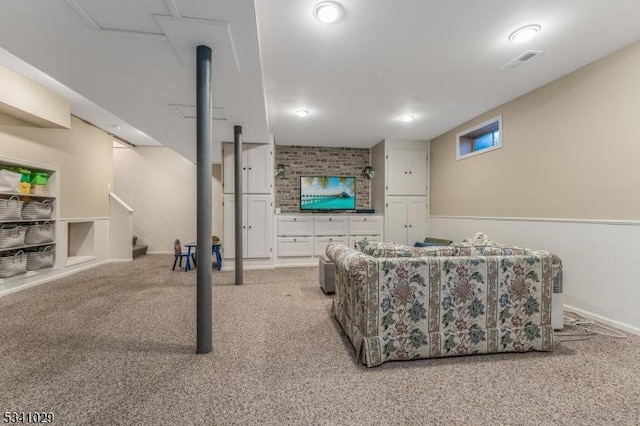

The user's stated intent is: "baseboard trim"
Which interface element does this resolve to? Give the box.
[430,215,640,227]
[0,259,111,298]
[221,265,276,271]
[273,262,318,268]
[109,259,133,264]
[564,304,640,336]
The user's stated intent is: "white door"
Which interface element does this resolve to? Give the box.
[222,143,248,194]
[387,149,427,195]
[405,152,428,195]
[222,194,237,258]
[246,144,271,194]
[222,143,235,194]
[386,150,410,195]
[406,196,427,245]
[386,196,408,244]
[246,195,271,258]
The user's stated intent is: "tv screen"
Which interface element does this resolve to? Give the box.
[300,176,356,211]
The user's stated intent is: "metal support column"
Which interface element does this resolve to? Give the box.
[234,125,243,285]
[196,45,212,354]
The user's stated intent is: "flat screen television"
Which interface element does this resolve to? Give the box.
[300,176,356,211]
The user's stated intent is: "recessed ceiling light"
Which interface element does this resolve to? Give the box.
[508,25,542,43]
[295,109,309,117]
[313,1,343,24]
[400,115,415,122]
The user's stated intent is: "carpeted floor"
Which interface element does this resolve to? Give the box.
[1,255,639,425]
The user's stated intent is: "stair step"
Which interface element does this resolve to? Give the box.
[132,244,147,258]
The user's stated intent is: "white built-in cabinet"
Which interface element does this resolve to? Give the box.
[371,139,430,246]
[221,139,274,267]
[385,196,428,246]
[222,143,272,195]
[386,149,428,195]
[222,195,272,259]
[276,214,382,265]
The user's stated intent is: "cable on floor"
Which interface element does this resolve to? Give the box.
[555,311,627,343]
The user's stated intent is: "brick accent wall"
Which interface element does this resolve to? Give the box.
[275,145,370,213]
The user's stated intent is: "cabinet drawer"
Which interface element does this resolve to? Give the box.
[349,216,383,235]
[277,237,313,257]
[277,216,313,236]
[313,236,348,256]
[348,235,381,250]
[314,217,348,236]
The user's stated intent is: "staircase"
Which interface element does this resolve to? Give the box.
[132,235,148,259]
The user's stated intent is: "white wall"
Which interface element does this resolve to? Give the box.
[430,216,640,335]
[112,146,222,253]
[109,193,133,262]
[0,65,70,128]
[430,40,640,220]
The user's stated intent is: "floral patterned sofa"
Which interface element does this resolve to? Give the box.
[326,238,559,367]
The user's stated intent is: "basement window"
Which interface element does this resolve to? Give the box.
[456,115,502,160]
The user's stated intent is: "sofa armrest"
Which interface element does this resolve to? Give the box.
[327,243,380,363]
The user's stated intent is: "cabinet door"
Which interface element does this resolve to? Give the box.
[405,152,427,195]
[246,144,271,194]
[406,197,427,246]
[277,237,313,257]
[277,216,313,236]
[348,216,383,235]
[222,194,238,258]
[386,196,408,245]
[222,143,248,194]
[314,236,348,256]
[386,150,410,195]
[246,195,271,258]
[386,149,427,195]
[314,216,348,236]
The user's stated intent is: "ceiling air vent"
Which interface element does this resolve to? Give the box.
[170,104,228,120]
[500,50,543,71]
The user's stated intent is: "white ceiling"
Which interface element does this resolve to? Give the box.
[0,0,269,163]
[257,0,640,147]
[1,1,640,162]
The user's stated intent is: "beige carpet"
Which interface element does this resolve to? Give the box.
[1,255,639,425]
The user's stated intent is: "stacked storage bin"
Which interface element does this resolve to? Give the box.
[30,172,50,196]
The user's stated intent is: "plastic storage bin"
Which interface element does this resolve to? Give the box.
[30,172,49,185]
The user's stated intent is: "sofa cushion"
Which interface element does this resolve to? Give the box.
[453,243,527,256]
[360,240,456,258]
